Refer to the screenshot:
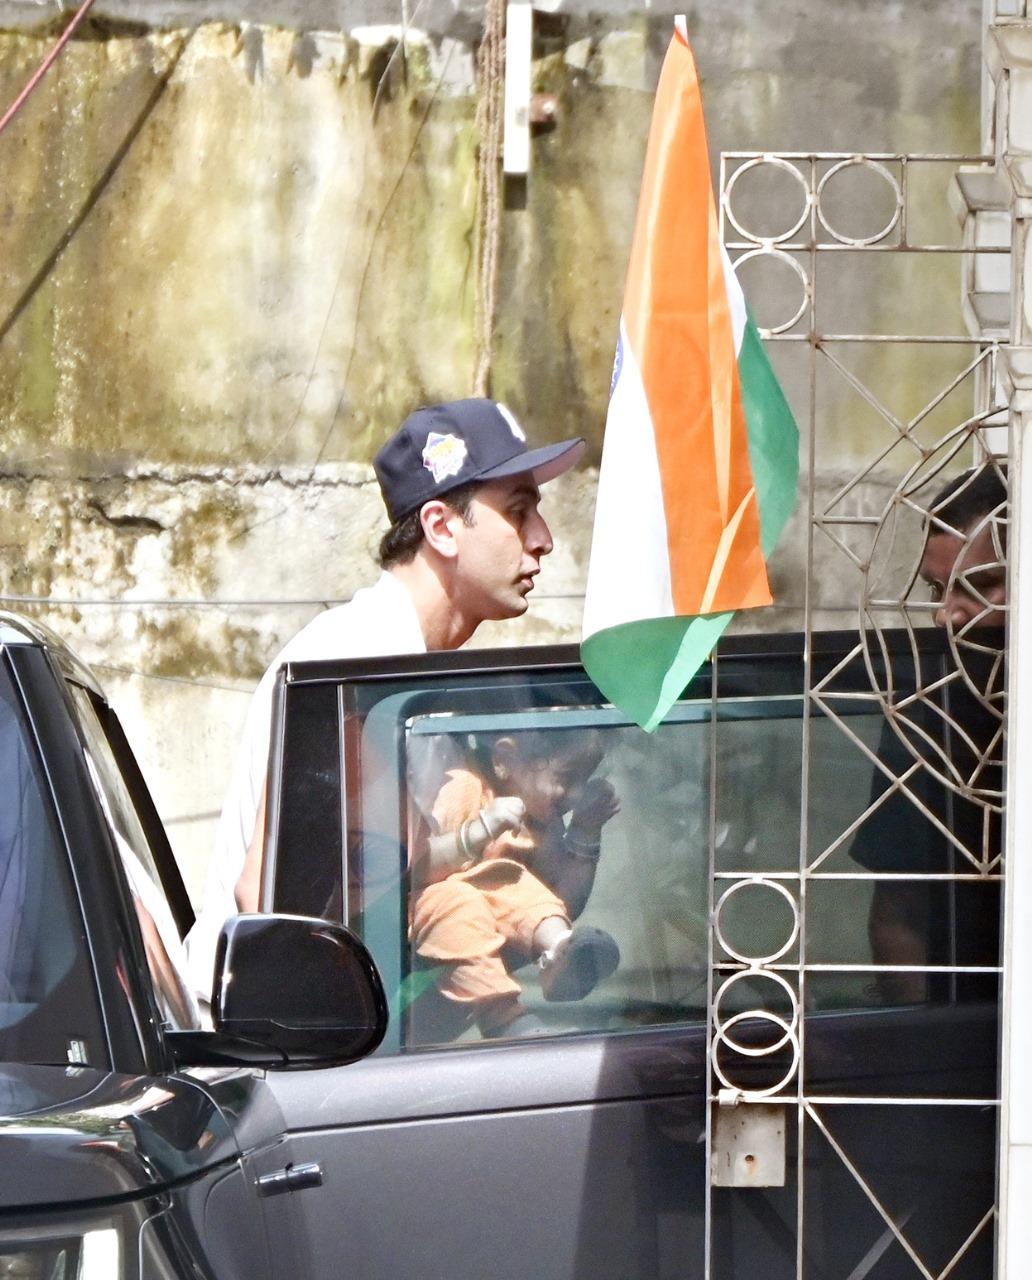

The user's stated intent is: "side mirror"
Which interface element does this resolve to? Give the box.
[215,914,388,1065]
[169,914,388,1069]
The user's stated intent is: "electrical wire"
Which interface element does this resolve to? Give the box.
[0,0,98,139]
[89,662,254,693]
[0,591,591,607]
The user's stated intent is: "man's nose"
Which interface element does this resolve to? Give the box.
[935,589,976,630]
[526,510,554,557]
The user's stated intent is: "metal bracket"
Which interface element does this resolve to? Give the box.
[503,1,533,175]
[711,1103,786,1188]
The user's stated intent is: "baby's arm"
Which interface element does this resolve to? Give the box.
[426,795,526,879]
[537,778,620,918]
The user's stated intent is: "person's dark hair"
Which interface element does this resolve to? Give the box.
[468,728,605,786]
[377,481,479,568]
[927,463,1008,537]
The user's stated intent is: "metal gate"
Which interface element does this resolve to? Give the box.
[705,152,1009,1280]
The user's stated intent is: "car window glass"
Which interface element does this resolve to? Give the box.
[392,696,901,1048]
[331,671,784,1051]
[67,686,199,1031]
[396,704,712,1047]
[272,637,1000,1054]
[0,666,107,1067]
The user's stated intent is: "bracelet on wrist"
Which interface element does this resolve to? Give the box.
[565,829,602,861]
[479,806,502,841]
[457,820,478,868]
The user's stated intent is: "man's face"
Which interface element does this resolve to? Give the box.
[919,522,1006,632]
[451,476,554,622]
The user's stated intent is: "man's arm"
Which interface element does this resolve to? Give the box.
[868,880,930,1003]
[235,783,267,912]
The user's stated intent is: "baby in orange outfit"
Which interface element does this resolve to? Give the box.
[411,730,621,1038]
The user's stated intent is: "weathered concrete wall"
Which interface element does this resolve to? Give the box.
[0,23,482,469]
[0,0,984,898]
[0,3,983,468]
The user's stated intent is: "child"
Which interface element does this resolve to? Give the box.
[411,729,621,1038]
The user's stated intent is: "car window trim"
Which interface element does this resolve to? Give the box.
[260,670,288,915]
[87,694,195,939]
[6,644,175,1073]
[267,626,979,1058]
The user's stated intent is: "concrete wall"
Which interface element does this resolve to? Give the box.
[0,0,984,899]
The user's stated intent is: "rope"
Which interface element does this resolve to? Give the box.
[472,0,505,397]
[0,0,98,140]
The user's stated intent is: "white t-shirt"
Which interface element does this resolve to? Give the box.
[186,571,426,994]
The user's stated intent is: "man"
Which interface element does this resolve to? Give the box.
[854,463,1006,1003]
[187,398,586,993]
[917,465,1007,631]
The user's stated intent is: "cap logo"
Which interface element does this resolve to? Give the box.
[496,403,526,443]
[422,432,468,484]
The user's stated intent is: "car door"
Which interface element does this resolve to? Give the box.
[256,629,1000,1280]
[258,646,715,1280]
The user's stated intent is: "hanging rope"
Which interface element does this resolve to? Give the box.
[472,0,505,397]
[0,0,98,140]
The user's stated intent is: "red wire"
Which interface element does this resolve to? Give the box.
[0,0,98,140]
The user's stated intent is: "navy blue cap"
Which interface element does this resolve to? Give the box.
[373,398,586,524]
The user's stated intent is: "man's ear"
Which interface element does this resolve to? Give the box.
[419,500,462,559]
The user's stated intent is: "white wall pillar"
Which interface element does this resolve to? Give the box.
[985,8,1032,1274]
[998,348,1032,1278]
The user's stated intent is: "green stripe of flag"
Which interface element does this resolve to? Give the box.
[739,316,799,557]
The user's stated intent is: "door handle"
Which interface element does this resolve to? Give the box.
[256,1161,324,1197]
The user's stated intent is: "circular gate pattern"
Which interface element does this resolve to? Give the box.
[710,878,801,1098]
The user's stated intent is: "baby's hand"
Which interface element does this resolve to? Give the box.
[481,795,526,839]
[568,778,620,838]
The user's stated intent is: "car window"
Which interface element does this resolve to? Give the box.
[398,702,712,1046]
[0,665,107,1067]
[67,686,199,1031]
[270,636,1000,1054]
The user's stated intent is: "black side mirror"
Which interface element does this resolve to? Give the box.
[170,916,389,1075]
[212,914,388,1066]
[170,914,387,1070]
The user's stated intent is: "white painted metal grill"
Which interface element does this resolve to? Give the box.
[703,151,1008,1280]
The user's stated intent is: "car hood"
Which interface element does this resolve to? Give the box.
[0,1062,238,1210]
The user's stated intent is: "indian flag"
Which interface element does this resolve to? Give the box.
[581,17,799,732]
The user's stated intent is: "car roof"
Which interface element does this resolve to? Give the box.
[0,610,105,697]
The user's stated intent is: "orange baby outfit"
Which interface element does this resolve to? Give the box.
[411,768,568,1011]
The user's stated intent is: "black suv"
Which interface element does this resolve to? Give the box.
[0,613,999,1279]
